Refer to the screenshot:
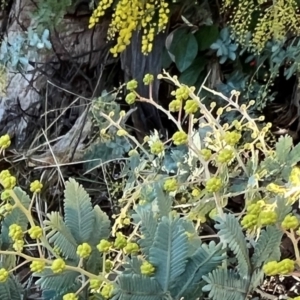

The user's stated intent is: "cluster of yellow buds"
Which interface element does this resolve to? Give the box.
[0,170,16,189]
[28,226,43,239]
[263,258,295,276]
[51,258,66,274]
[169,85,192,113]
[30,261,46,273]
[140,260,155,276]
[163,178,178,192]
[205,177,223,193]
[63,293,78,300]
[0,268,9,282]
[76,243,92,258]
[241,200,277,230]
[9,223,25,251]
[0,134,11,150]
[172,131,188,146]
[89,0,170,56]
[30,180,43,193]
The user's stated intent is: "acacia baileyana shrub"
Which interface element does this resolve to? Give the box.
[0,72,299,299]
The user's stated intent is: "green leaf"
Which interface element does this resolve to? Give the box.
[172,241,224,299]
[114,274,163,300]
[44,212,78,260]
[64,178,95,244]
[195,25,219,51]
[251,226,283,268]
[202,269,249,300]
[153,182,172,217]
[179,56,206,86]
[149,216,189,292]
[214,214,251,278]
[167,27,198,72]
[275,135,293,164]
[0,276,23,300]
[35,269,79,292]
[89,205,111,246]
[288,141,300,165]
[135,206,158,256]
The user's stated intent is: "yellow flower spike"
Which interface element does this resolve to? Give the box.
[30,180,43,193]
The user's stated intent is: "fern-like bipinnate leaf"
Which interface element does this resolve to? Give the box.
[172,241,225,299]
[44,212,78,260]
[136,206,158,256]
[1,187,31,248]
[202,268,249,300]
[251,225,282,268]
[35,269,79,294]
[153,182,172,217]
[214,214,251,277]
[64,178,95,244]
[113,274,164,300]
[89,205,110,246]
[0,276,23,300]
[149,215,189,292]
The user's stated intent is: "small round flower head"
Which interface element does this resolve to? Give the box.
[0,268,8,282]
[13,239,24,252]
[259,210,277,226]
[2,175,16,189]
[205,177,222,193]
[0,134,11,149]
[172,131,188,145]
[117,129,128,137]
[125,92,136,105]
[200,149,212,161]
[51,258,66,273]
[224,131,241,146]
[90,278,102,290]
[1,189,11,201]
[63,293,78,300]
[30,180,43,193]
[126,79,138,91]
[114,232,127,250]
[77,243,92,258]
[282,214,299,230]
[184,99,199,114]
[169,99,181,112]
[97,239,111,253]
[0,170,10,181]
[143,74,154,85]
[140,261,155,276]
[150,140,164,155]
[101,282,114,299]
[105,259,114,272]
[163,178,178,192]
[124,242,139,254]
[9,224,23,241]
[216,149,234,164]
[28,226,43,239]
[30,261,46,273]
